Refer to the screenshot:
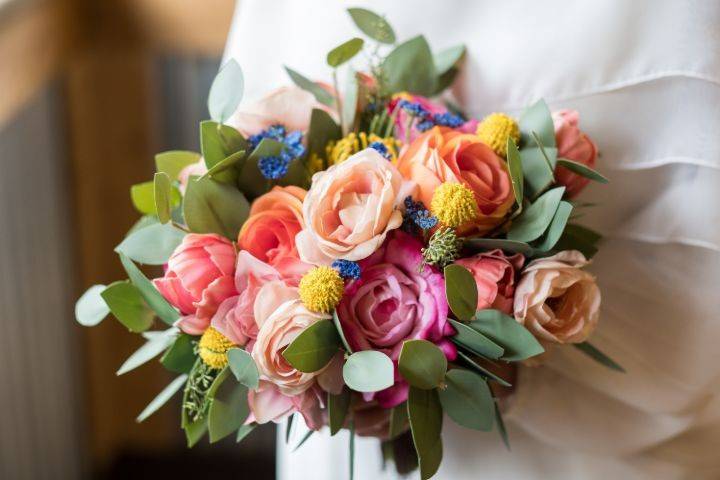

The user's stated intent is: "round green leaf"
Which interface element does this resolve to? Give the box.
[101,281,154,333]
[449,319,504,359]
[115,222,185,265]
[207,368,250,443]
[154,172,172,224]
[183,176,250,239]
[343,350,394,392]
[433,45,466,75]
[282,320,341,373]
[208,59,244,124]
[519,98,556,149]
[160,334,196,374]
[382,36,437,96]
[471,309,544,361]
[444,264,477,321]
[200,121,247,182]
[75,284,109,326]
[438,369,494,431]
[398,340,447,390]
[507,186,565,242]
[407,387,443,480]
[327,37,364,67]
[155,150,200,180]
[227,347,260,389]
[347,8,396,44]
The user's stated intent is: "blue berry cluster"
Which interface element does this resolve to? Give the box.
[368,141,391,160]
[396,100,465,133]
[332,259,362,280]
[249,124,306,180]
[403,196,438,231]
[397,99,430,117]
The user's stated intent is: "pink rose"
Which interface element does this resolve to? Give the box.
[454,249,524,315]
[153,234,236,335]
[248,381,325,430]
[251,282,331,396]
[296,148,415,264]
[389,93,478,143]
[228,86,334,137]
[238,186,306,267]
[552,109,598,198]
[513,251,601,344]
[337,231,455,407]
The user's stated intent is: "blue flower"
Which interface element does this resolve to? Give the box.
[368,141,391,160]
[416,120,435,132]
[414,210,438,230]
[403,196,438,231]
[332,259,362,280]
[433,112,464,128]
[398,99,429,118]
[258,155,290,179]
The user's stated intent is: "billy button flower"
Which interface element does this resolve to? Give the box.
[430,182,479,228]
[325,131,400,167]
[299,266,345,313]
[476,112,520,158]
[198,327,236,369]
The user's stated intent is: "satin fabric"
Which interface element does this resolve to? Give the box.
[223,1,720,478]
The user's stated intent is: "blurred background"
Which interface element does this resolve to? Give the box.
[0,0,276,478]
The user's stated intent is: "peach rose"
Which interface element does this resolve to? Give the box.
[296,148,414,264]
[238,186,306,267]
[454,249,524,315]
[397,126,513,234]
[513,251,600,344]
[248,381,325,430]
[552,109,598,199]
[251,282,331,396]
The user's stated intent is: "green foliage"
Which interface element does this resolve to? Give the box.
[407,387,443,480]
[534,200,573,252]
[130,181,181,216]
[227,348,260,389]
[116,328,178,375]
[115,222,185,265]
[333,310,353,353]
[101,281,154,332]
[183,176,250,239]
[382,36,437,96]
[554,224,602,258]
[208,59,244,124]
[464,238,534,255]
[160,334,196,374]
[327,38,364,67]
[449,319,504,360]
[181,359,217,446]
[389,401,409,439]
[518,99,557,197]
[343,350,394,392]
[284,66,335,106]
[306,108,343,168]
[236,423,256,443]
[155,150,200,180]
[154,172,172,223]
[119,253,179,325]
[347,8,396,44]
[443,264,477,321]
[328,387,351,435]
[75,285,109,326]
[574,342,625,372]
[282,320,341,373]
[200,121,247,183]
[471,310,544,361]
[557,158,609,183]
[207,368,250,443]
[507,187,565,242]
[399,340,448,390]
[438,369,494,431]
[506,137,524,206]
[455,350,511,387]
[136,374,188,423]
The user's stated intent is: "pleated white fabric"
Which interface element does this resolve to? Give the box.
[224,1,720,478]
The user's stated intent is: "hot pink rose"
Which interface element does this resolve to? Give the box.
[238,186,306,267]
[337,231,455,407]
[513,250,601,344]
[153,234,236,335]
[454,249,524,315]
[389,93,478,143]
[296,148,415,264]
[552,109,598,198]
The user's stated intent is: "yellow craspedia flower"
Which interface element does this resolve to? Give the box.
[476,112,520,157]
[299,266,344,313]
[198,327,235,369]
[391,91,414,102]
[430,182,479,228]
[326,132,400,166]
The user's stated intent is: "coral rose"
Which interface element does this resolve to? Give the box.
[397,126,513,234]
[454,249,524,315]
[337,231,455,407]
[153,234,236,335]
[251,281,331,396]
[238,186,306,267]
[513,250,600,344]
[552,109,598,198]
[296,148,414,264]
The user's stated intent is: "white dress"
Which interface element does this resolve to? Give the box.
[223,1,720,478]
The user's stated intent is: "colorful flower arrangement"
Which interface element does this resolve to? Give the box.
[75,8,622,479]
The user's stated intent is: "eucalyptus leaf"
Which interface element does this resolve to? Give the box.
[237,137,285,199]
[574,342,625,372]
[285,66,335,106]
[183,176,249,239]
[407,387,443,480]
[438,369,494,431]
[136,374,187,422]
[554,223,602,258]
[127,215,159,236]
[208,369,250,443]
[116,328,179,375]
[443,264,477,321]
[282,320,341,373]
[471,310,544,361]
[557,158,609,183]
[119,253,180,325]
[160,334,196,374]
[200,121,247,183]
[236,423,256,443]
[342,71,359,134]
[306,108,342,166]
[75,284,110,326]
[494,401,511,450]
[507,137,524,206]
[327,37,364,67]
[131,181,181,216]
[349,421,355,480]
[115,222,185,265]
[343,350,394,392]
[347,7,395,44]
[449,319,504,359]
[328,387,351,435]
[333,310,353,353]
[398,340,447,390]
[293,429,315,452]
[382,36,437,96]
[519,147,556,198]
[434,45,466,75]
[507,187,565,242]
[389,401,409,439]
[155,150,200,180]
[200,149,246,182]
[456,350,512,387]
[101,281,154,332]
[208,59,244,124]
[464,238,535,255]
[534,201,573,252]
[227,348,260,389]
[519,99,556,149]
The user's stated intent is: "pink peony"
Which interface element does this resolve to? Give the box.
[454,249,524,314]
[153,233,236,335]
[552,109,598,199]
[337,231,455,407]
[389,93,478,143]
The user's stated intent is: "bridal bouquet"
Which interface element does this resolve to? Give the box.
[75,8,622,479]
